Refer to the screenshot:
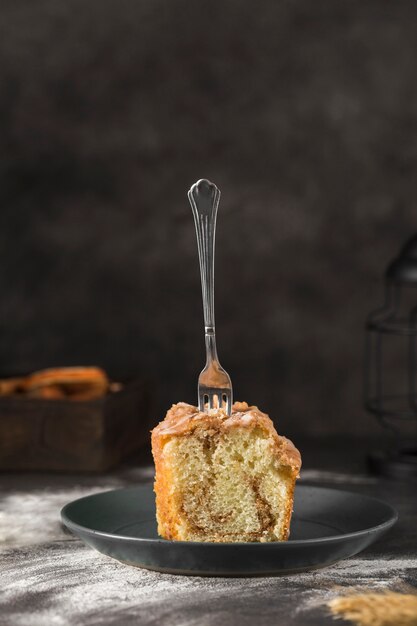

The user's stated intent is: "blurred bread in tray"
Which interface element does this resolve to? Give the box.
[0,366,149,472]
[0,366,111,401]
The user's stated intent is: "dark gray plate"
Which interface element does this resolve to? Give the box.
[61,484,397,576]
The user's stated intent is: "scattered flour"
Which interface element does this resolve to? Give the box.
[2,540,416,626]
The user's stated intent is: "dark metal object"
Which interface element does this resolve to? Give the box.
[365,234,417,478]
[61,484,397,576]
[368,447,417,479]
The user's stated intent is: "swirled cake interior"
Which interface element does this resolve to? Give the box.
[151,401,301,542]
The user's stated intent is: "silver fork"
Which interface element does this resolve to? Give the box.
[188,179,233,415]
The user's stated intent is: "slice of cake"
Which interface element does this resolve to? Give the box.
[151,401,301,542]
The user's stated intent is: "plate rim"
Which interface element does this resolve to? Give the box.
[61,483,398,547]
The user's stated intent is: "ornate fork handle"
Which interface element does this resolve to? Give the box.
[188,179,220,361]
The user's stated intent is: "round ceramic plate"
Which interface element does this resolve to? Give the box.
[61,484,397,576]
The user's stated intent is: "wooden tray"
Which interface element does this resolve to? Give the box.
[0,379,150,472]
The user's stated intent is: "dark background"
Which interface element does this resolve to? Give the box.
[1,0,416,437]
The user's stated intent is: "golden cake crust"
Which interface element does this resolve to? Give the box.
[152,401,301,475]
[151,401,301,542]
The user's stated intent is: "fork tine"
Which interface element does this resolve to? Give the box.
[198,388,232,414]
[198,390,205,412]
[225,392,231,415]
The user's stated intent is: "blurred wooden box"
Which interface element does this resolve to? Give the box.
[0,379,150,472]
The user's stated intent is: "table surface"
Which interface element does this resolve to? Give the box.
[1,438,416,626]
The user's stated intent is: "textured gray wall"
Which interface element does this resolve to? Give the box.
[1,0,416,436]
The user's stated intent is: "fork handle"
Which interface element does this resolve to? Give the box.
[188,179,220,358]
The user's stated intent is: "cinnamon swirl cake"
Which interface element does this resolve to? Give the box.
[151,401,301,542]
